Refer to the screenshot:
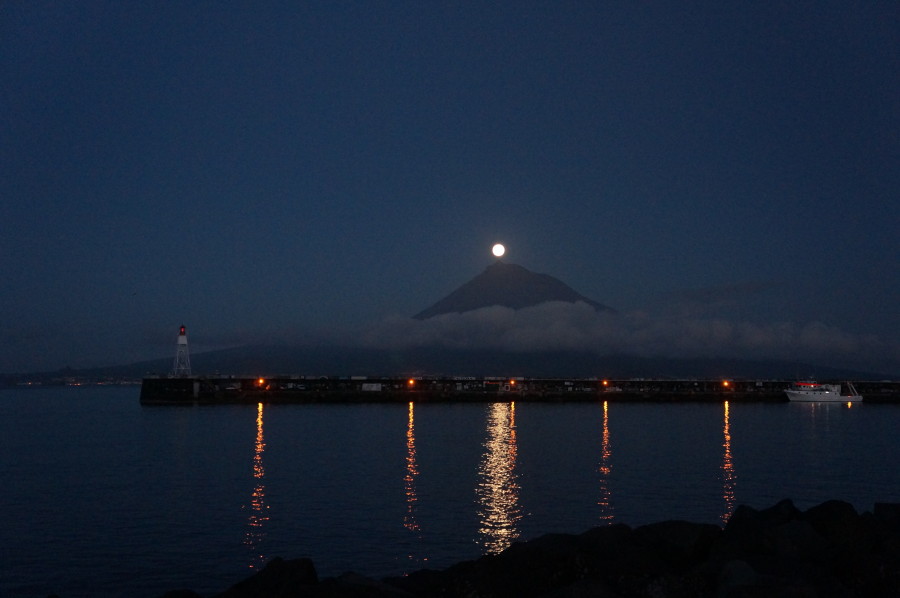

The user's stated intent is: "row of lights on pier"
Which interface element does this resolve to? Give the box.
[252,377,733,389]
[407,379,518,387]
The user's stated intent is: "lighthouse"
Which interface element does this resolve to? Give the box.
[172,324,192,377]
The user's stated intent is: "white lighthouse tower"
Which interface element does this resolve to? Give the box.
[172,324,192,377]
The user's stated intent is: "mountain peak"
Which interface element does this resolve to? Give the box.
[413,261,613,320]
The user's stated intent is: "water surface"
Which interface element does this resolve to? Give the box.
[1,387,897,597]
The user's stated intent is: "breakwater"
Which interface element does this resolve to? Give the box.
[140,375,900,404]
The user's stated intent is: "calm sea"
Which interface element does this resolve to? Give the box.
[1,386,898,597]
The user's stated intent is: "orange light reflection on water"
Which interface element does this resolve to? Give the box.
[597,400,614,523]
[404,401,420,532]
[476,402,521,554]
[720,400,736,524]
[244,402,269,569]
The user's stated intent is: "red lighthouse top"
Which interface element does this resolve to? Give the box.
[179,325,186,336]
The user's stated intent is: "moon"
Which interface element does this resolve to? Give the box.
[491,243,506,257]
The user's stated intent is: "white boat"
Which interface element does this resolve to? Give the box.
[785,381,862,402]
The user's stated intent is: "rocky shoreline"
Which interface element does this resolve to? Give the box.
[154,499,899,598]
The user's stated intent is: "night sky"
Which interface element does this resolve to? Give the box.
[2,2,898,374]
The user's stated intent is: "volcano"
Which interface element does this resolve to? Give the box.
[413,261,614,320]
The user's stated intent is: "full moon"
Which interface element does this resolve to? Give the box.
[491,243,506,257]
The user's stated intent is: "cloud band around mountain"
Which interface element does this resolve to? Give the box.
[362,301,892,370]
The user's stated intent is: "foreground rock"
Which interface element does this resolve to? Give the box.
[163,499,900,598]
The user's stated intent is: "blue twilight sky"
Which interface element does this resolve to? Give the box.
[2,1,898,374]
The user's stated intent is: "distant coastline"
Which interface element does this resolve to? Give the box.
[5,343,898,390]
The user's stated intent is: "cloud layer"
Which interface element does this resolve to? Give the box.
[359,301,896,373]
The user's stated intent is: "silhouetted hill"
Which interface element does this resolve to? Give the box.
[414,261,614,319]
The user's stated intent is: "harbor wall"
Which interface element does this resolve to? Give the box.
[140,376,900,404]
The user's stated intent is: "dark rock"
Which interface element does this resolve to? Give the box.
[577,523,634,555]
[803,500,875,565]
[631,520,720,567]
[319,572,413,597]
[391,529,618,598]
[874,502,900,532]
[715,499,804,561]
[716,559,758,591]
[538,577,622,598]
[212,557,318,598]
